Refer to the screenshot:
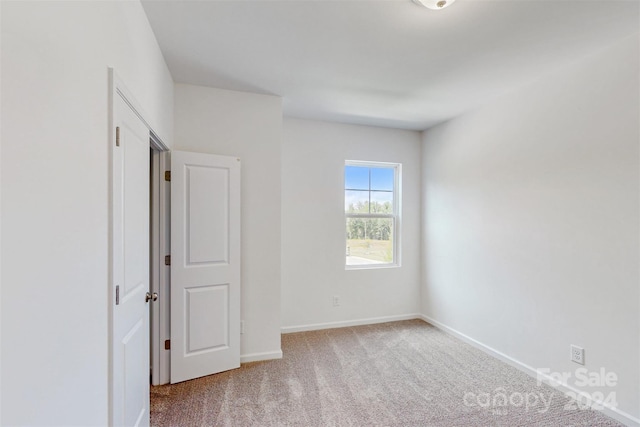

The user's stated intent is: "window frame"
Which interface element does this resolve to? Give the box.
[344,160,401,270]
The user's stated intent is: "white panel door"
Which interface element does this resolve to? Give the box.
[112,93,150,427]
[171,150,241,383]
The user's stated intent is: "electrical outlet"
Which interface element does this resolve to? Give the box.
[333,295,340,307]
[570,345,584,365]
[240,320,245,334]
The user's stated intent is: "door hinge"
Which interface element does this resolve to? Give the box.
[165,255,171,266]
[164,171,171,181]
[115,126,120,147]
[115,285,120,305]
[164,339,171,350]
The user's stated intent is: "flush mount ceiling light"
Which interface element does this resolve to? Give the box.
[412,0,456,10]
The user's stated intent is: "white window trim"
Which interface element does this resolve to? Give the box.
[345,160,401,270]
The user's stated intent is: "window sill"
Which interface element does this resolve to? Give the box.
[345,263,400,271]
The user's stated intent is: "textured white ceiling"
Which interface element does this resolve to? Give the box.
[142,0,639,130]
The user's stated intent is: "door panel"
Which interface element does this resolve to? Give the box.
[123,319,145,426]
[112,93,150,427]
[171,150,241,383]
[185,284,229,353]
[187,165,229,264]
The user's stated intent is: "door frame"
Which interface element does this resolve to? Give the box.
[150,149,171,385]
[108,68,169,424]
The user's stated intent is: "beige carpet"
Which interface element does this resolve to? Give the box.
[151,319,621,426]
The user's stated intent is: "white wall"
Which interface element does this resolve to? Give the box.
[1,1,173,425]
[421,35,639,422]
[174,83,282,361]
[281,118,422,330]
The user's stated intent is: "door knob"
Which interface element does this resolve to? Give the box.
[145,292,159,303]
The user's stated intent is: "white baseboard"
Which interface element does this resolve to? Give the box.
[281,313,422,334]
[419,314,640,427]
[240,350,283,364]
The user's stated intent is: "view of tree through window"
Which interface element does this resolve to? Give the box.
[345,163,399,267]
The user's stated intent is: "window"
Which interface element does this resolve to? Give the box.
[345,161,400,268]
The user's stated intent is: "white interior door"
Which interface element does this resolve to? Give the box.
[170,150,241,383]
[112,93,151,426]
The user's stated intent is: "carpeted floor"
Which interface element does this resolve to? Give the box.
[151,319,621,426]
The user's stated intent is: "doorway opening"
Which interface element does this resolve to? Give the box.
[150,143,170,386]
